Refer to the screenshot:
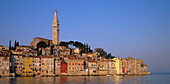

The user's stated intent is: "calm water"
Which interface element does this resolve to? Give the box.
[0,73,170,84]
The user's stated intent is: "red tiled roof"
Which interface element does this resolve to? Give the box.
[34,37,52,41]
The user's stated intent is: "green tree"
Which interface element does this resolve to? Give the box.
[36,41,47,49]
[9,40,11,50]
[94,48,107,56]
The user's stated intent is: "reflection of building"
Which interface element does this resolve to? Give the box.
[22,56,33,76]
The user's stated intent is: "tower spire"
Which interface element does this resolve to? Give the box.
[52,8,60,45]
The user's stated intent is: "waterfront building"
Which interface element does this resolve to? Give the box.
[122,58,128,73]
[22,56,33,76]
[113,57,122,74]
[11,54,23,76]
[135,59,143,74]
[107,60,116,75]
[88,59,98,75]
[67,56,85,75]
[141,63,148,73]
[54,56,61,75]
[60,59,67,74]
[31,56,41,76]
[0,52,10,77]
[127,57,136,74]
[41,56,54,76]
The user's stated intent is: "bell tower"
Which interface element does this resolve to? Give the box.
[52,8,60,45]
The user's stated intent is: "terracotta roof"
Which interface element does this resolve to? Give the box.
[34,37,52,41]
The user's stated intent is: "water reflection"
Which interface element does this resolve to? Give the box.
[0,75,169,84]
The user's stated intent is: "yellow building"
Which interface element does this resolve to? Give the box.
[22,56,33,76]
[113,57,122,74]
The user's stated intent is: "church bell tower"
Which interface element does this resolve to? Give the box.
[52,8,60,45]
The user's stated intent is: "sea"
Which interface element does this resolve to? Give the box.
[0,73,170,84]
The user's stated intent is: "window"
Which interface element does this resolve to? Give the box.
[23,61,25,63]
[28,57,29,59]
[42,63,44,65]
[23,57,25,59]
[23,64,25,66]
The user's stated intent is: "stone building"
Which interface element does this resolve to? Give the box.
[30,37,52,49]
[113,57,122,74]
[88,60,98,75]
[54,56,61,75]
[41,56,54,76]
[107,60,116,75]
[122,58,128,74]
[0,54,10,77]
[30,56,41,76]
[42,47,51,56]
[11,54,23,76]
[126,57,135,74]
[52,8,60,45]
[67,56,86,75]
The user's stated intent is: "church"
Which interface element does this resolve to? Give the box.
[30,9,60,49]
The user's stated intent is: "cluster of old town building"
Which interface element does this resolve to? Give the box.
[0,9,150,77]
[0,44,150,77]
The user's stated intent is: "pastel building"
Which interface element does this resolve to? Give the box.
[22,56,33,76]
[113,57,122,74]
[41,56,54,76]
[31,56,41,76]
[67,56,85,75]
[0,55,10,77]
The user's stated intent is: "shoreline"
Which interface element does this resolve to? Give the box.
[0,72,151,78]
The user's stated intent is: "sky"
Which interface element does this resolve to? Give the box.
[0,0,169,73]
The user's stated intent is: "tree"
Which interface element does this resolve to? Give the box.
[16,42,19,46]
[14,40,17,50]
[48,40,51,47]
[73,41,83,49]
[94,48,107,56]
[36,41,47,49]
[69,41,74,48]
[9,40,11,50]
[50,45,54,55]
[89,46,93,52]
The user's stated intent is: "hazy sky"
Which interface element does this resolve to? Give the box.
[0,0,169,72]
